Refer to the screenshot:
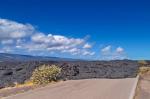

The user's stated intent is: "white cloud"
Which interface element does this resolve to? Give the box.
[82,51,95,56]
[101,45,111,52]
[1,39,14,45]
[100,45,127,60]
[0,46,13,53]
[83,43,92,49]
[31,33,84,47]
[29,33,85,54]
[0,18,34,40]
[16,45,22,48]
[0,18,94,57]
[61,48,95,56]
[68,48,80,55]
[116,47,124,53]
[101,45,111,55]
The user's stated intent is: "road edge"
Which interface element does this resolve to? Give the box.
[129,75,139,99]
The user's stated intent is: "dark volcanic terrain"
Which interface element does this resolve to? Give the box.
[0,59,139,88]
[0,53,141,88]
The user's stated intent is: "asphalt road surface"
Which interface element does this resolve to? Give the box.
[4,78,137,99]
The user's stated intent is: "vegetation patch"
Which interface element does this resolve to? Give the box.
[138,60,150,75]
[138,60,148,66]
[31,65,61,85]
[138,66,150,75]
[14,81,34,88]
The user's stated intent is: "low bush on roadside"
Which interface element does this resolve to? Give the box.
[138,66,150,75]
[31,65,61,85]
[138,60,148,66]
[138,60,150,75]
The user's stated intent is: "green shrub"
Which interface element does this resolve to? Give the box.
[31,65,61,85]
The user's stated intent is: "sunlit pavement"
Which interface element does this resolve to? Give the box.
[4,78,138,99]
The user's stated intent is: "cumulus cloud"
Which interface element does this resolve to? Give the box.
[82,51,95,56]
[116,47,124,53]
[1,39,14,45]
[83,43,92,49]
[101,45,111,55]
[0,46,13,53]
[0,18,34,40]
[65,48,80,55]
[61,47,95,56]
[0,18,94,57]
[31,33,84,47]
[101,45,111,52]
[101,45,127,60]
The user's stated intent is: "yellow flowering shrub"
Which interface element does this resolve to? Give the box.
[31,65,61,85]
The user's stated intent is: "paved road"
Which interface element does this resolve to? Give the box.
[4,78,137,99]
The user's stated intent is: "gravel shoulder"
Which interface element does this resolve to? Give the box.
[134,73,150,99]
[0,86,33,98]
[4,78,137,99]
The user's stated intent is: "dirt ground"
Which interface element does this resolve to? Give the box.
[0,86,34,98]
[134,73,150,99]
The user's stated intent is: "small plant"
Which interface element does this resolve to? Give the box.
[138,66,150,75]
[31,65,61,85]
[138,60,148,66]
[138,60,150,75]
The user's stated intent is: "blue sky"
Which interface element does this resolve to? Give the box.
[0,0,150,60]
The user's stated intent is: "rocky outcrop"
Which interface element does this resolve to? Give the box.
[59,60,139,80]
[0,60,139,88]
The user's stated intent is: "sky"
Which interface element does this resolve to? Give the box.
[0,0,150,60]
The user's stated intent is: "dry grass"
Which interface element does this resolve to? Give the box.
[14,81,34,88]
[138,60,148,65]
[138,66,150,75]
[138,60,150,75]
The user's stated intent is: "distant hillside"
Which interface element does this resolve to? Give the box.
[0,53,79,62]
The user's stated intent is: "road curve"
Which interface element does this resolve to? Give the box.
[4,78,137,99]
